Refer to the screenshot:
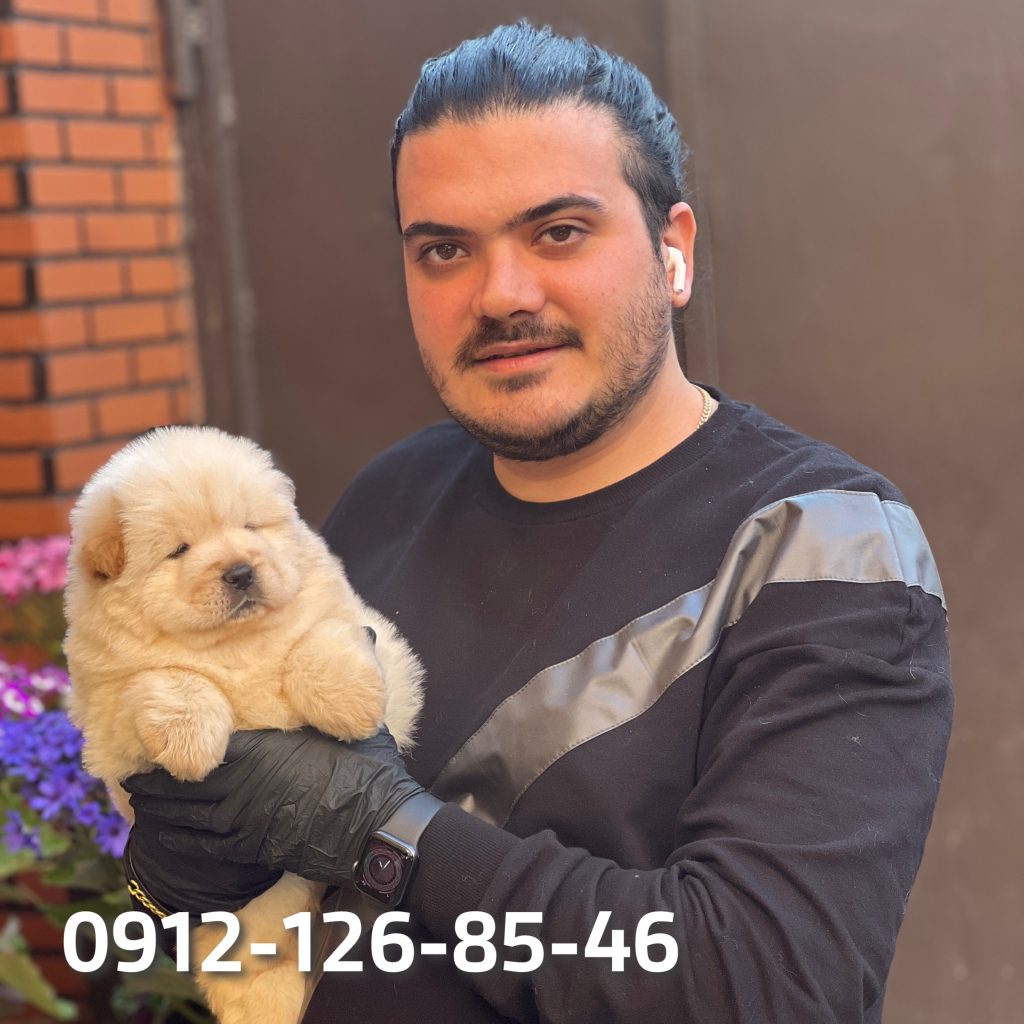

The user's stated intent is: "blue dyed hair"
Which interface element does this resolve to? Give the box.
[390,21,689,247]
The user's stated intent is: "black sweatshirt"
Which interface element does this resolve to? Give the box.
[307,388,952,1024]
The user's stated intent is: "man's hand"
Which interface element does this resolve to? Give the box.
[124,727,426,911]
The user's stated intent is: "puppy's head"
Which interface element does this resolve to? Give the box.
[69,427,309,639]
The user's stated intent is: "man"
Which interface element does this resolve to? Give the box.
[127,22,952,1023]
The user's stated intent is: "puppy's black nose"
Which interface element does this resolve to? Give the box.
[222,563,255,591]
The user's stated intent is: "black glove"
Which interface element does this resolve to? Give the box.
[125,810,282,918]
[123,727,425,890]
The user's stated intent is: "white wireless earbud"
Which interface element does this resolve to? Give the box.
[667,247,687,292]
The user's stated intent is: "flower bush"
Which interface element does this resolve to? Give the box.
[0,536,209,1022]
[0,696,130,862]
[0,536,70,669]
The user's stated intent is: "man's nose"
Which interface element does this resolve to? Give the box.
[470,247,545,321]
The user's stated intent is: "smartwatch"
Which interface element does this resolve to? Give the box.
[353,791,442,906]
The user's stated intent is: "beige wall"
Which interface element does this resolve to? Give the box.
[664,3,1023,1020]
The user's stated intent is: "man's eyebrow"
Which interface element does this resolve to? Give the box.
[401,221,471,243]
[504,194,607,230]
[400,194,607,243]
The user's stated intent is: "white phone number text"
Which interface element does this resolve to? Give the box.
[64,909,680,974]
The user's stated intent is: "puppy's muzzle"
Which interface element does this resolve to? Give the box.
[223,563,256,592]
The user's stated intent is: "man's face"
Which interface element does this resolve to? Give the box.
[396,103,684,461]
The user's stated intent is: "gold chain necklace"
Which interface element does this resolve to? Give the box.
[695,385,713,429]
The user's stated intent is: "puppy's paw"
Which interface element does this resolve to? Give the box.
[284,620,387,741]
[309,663,387,742]
[138,713,230,781]
[127,669,234,781]
[144,724,230,778]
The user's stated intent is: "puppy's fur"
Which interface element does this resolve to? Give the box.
[65,426,423,1024]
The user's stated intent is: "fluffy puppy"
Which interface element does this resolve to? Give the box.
[64,426,423,1024]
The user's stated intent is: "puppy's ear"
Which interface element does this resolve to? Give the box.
[73,489,126,581]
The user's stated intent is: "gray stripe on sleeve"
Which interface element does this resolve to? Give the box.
[432,490,944,826]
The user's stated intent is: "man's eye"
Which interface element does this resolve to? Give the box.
[421,242,464,265]
[538,224,584,245]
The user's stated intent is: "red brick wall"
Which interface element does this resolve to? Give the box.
[0,0,202,541]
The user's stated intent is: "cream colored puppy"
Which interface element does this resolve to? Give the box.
[65,426,423,1024]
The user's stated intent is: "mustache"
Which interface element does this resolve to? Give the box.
[453,317,584,371]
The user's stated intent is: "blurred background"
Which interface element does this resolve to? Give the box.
[1,0,1021,1021]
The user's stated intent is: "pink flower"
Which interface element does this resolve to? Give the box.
[0,567,29,600]
[0,535,70,599]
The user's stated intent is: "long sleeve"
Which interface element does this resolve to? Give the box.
[406,580,952,1024]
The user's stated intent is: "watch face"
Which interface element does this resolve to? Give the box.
[368,849,399,887]
[356,836,414,904]
[361,841,402,894]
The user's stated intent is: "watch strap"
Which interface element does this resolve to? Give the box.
[376,791,444,847]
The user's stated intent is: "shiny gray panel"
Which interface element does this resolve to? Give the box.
[433,490,944,826]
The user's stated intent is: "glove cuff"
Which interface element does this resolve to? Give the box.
[124,840,176,919]
[124,841,192,959]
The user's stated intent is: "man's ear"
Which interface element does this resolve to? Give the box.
[72,488,126,581]
[662,201,697,308]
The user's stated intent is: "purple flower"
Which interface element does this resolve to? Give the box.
[29,665,71,695]
[29,763,91,821]
[95,812,130,857]
[0,710,127,862]
[2,809,41,854]
[1,683,43,717]
[0,660,70,720]
[0,718,36,774]
[76,800,104,827]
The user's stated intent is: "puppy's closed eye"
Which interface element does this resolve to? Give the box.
[168,542,190,560]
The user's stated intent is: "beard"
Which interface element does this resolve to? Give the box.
[419,265,673,463]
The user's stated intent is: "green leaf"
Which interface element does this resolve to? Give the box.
[42,849,122,893]
[101,888,131,908]
[35,894,123,928]
[0,879,34,903]
[0,916,27,953]
[108,981,143,1015]
[119,964,207,1005]
[0,844,37,879]
[39,860,75,886]
[0,783,22,812]
[0,921,77,1020]
[36,823,72,859]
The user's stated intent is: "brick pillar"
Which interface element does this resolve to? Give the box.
[0,0,203,541]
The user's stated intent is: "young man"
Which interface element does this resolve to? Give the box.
[127,23,952,1023]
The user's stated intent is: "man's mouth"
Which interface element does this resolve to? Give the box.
[454,319,584,373]
[473,340,568,364]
